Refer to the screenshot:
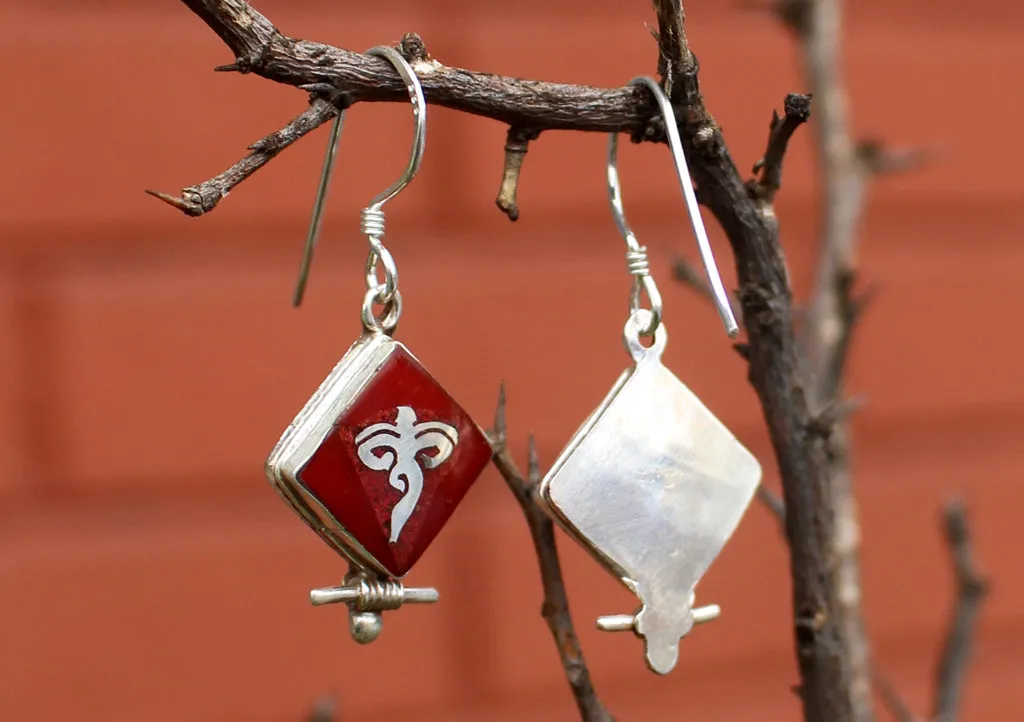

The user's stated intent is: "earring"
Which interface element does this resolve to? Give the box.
[537,77,762,675]
[265,46,492,644]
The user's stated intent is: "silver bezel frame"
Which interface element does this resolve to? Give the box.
[265,331,401,578]
[537,367,637,581]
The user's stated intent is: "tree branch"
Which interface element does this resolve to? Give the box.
[490,384,613,722]
[183,1,649,130]
[757,478,920,722]
[774,2,880,718]
[147,98,338,216]
[932,500,989,722]
[156,2,664,216]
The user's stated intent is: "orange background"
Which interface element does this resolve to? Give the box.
[2,1,1022,720]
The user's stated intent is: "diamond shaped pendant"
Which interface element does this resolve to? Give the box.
[265,330,492,634]
[539,309,761,674]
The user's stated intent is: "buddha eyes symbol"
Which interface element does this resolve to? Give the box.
[354,406,459,542]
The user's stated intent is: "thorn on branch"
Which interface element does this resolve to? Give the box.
[526,434,541,484]
[748,93,813,206]
[214,36,276,76]
[147,98,337,217]
[932,499,990,721]
[490,380,508,451]
[495,126,540,221]
[144,188,206,217]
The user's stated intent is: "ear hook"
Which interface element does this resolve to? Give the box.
[357,45,427,336]
[607,76,739,338]
[293,110,347,307]
[362,46,427,212]
[291,45,427,310]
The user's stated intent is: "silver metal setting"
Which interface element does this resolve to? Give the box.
[264,332,441,638]
[538,309,762,674]
[266,331,402,575]
[309,566,439,645]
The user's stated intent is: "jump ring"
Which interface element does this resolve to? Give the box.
[365,244,398,304]
[362,286,402,335]
[630,275,662,336]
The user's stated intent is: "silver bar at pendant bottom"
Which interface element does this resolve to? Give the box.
[309,584,439,607]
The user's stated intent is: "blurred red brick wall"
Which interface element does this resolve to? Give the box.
[2,1,1022,720]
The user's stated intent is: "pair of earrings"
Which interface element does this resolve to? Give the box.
[264,48,762,675]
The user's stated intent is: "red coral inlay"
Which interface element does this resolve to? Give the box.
[298,347,491,577]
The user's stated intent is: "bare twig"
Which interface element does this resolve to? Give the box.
[496,127,540,221]
[490,384,614,722]
[749,92,813,208]
[147,98,337,216]
[932,501,989,722]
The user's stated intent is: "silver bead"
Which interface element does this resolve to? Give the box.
[348,611,383,644]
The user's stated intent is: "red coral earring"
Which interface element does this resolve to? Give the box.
[265,45,492,644]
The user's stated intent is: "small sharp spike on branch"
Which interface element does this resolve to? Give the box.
[491,381,508,450]
[527,435,541,484]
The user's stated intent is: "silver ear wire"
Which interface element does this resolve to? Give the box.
[293,109,346,307]
[607,76,739,338]
[290,45,427,328]
[361,46,426,212]
[356,45,426,336]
